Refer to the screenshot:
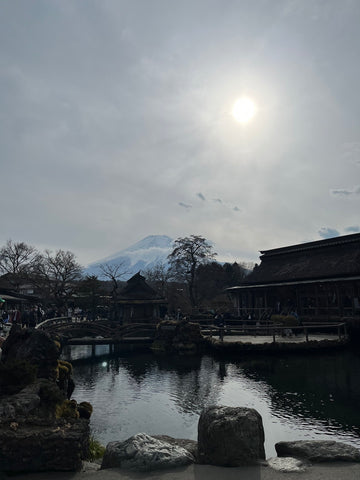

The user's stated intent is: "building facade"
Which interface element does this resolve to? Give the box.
[227,233,360,322]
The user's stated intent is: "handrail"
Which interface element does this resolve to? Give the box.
[200,322,347,342]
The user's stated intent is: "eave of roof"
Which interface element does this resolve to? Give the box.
[259,232,360,258]
[226,275,360,291]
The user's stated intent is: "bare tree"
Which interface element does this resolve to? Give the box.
[142,261,171,297]
[32,249,83,310]
[168,235,217,308]
[98,261,130,321]
[0,239,38,290]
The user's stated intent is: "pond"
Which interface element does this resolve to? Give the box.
[62,346,360,458]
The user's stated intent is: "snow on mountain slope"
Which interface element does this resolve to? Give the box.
[85,235,174,280]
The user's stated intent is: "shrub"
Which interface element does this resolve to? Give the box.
[271,314,299,326]
[87,436,106,461]
[55,399,80,419]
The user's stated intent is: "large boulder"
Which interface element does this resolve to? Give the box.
[101,433,195,471]
[197,406,265,466]
[275,440,360,463]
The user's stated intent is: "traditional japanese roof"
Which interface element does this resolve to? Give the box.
[0,288,37,303]
[244,233,360,285]
[117,272,164,301]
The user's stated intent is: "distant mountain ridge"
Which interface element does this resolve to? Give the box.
[85,235,174,280]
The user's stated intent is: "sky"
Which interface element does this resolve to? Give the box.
[1,0,360,268]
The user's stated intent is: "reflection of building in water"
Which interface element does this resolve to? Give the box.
[117,272,167,323]
[241,352,360,440]
[119,354,223,414]
[227,233,360,322]
[169,356,224,414]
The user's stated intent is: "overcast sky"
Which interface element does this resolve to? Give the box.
[1,0,360,267]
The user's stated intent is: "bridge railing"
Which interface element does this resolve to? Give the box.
[36,317,73,329]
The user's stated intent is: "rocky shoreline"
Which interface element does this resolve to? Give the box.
[1,326,359,476]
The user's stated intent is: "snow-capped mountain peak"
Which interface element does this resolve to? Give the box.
[85,235,174,280]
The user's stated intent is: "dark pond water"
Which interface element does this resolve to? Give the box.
[62,346,360,458]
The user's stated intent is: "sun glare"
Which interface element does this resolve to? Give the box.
[232,97,257,124]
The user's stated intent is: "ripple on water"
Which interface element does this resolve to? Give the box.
[68,350,360,456]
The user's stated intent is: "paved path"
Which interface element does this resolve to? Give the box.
[5,462,360,480]
[218,333,342,344]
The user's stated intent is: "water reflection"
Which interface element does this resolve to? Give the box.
[66,347,360,457]
[239,352,360,439]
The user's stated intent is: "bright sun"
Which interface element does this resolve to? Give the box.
[232,97,257,124]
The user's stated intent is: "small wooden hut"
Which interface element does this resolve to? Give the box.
[117,272,167,324]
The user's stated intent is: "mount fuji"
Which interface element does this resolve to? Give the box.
[84,235,174,280]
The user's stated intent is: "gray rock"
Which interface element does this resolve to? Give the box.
[0,389,40,422]
[267,456,309,472]
[275,440,360,463]
[101,433,195,471]
[153,434,198,461]
[197,405,265,466]
[0,379,64,425]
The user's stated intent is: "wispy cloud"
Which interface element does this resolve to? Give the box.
[331,186,360,197]
[197,192,206,201]
[178,202,192,210]
[318,227,340,239]
[213,198,222,204]
[342,142,360,166]
[345,225,360,233]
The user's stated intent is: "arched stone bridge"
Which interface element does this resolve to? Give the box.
[36,317,158,342]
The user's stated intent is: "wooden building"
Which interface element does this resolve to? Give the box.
[227,233,360,322]
[117,272,167,324]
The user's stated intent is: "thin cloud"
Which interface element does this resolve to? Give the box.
[213,198,222,204]
[178,202,192,210]
[318,228,340,239]
[345,225,360,233]
[331,186,360,196]
[233,206,241,212]
[197,192,206,201]
[342,142,360,165]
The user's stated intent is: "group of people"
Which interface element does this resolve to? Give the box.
[1,306,45,328]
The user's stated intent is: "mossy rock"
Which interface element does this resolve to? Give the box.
[78,401,93,419]
[0,360,37,395]
[55,399,80,419]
